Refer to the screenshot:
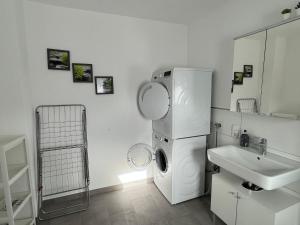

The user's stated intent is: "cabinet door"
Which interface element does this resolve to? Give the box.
[261,19,300,118]
[236,193,273,225]
[211,175,238,225]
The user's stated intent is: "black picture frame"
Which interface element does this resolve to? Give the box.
[243,65,253,78]
[72,63,93,83]
[234,72,244,85]
[47,48,70,71]
[95,76,114,95]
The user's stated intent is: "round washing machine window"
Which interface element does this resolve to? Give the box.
[127,143,153,170]
[155,149,168,173]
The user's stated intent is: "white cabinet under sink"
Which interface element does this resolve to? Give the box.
[235,193,273,225]
[211,172,300,225]
[211,173,237,225]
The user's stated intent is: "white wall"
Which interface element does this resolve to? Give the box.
[24,1,187,190]
[0,0,37,214]
[0,0,31,135]
[188,0,300,194]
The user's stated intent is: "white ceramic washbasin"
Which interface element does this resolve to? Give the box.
[208,145,300,190]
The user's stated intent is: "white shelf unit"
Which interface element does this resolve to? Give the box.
[0,136,36,225]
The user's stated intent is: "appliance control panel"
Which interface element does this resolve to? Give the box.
[152,70,172,81]
[154,134,169,143]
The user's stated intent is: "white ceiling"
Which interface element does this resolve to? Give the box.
[29,0,229,24]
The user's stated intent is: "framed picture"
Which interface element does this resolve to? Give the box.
[95,76,114,94]
[47,48,70,71]
[234,72,244,85]
[72,63,93,83]
[243,65,253,78]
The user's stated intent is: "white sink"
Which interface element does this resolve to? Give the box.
[207,145,300,190]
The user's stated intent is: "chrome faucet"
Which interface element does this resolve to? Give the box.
[248,136,267,155]
[258,138,267,155]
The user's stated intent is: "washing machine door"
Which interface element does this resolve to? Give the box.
[127,143,153,170]
[138,82,170,120]
[127,143,168,173]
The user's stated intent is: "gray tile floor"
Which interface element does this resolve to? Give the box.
[38,182,225,225]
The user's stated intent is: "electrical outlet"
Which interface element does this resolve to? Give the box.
[231,124,241,139]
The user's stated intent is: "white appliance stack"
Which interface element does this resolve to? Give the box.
[138,67,212,204]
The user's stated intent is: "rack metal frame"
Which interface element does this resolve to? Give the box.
[35,104,90,220]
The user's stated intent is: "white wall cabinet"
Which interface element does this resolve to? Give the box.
[211,172,300,225]
[231,18,300,119]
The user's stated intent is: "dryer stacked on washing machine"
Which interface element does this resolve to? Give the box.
[138,67,212,204]
[139,67,212,138]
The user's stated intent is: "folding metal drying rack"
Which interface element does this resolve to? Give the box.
[36,104,90,220]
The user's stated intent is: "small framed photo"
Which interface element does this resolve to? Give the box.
[234,72,244,85]
[72,63,93,83]
[243,65,253,78]
[95,76,114,94]
[47,48,70,70]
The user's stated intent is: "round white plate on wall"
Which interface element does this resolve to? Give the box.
[138,82,169,120]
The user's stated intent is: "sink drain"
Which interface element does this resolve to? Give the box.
[242,182,263,191]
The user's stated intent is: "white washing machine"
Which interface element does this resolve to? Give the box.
[127,132,206,204]
[153,132,207,204]
[138,67,212,139]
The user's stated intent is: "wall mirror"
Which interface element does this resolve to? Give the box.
[231,31,266,114]
[231,18,300,119]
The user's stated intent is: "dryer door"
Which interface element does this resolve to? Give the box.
[127,143,153,170]
[138,82,170,120]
